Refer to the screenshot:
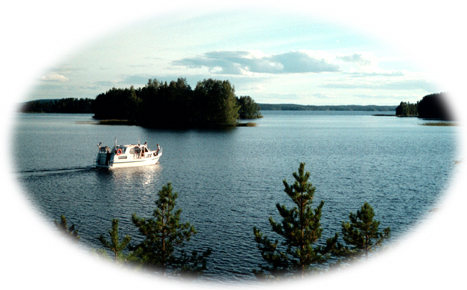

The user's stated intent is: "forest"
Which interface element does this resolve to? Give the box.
[22,86,451,124]
[395,101,418,116]
[93,78,262,128]
[21,78,262,128]
[19,98,94,113]
[395,92,452,120]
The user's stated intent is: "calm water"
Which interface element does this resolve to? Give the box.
[13,111,458,283]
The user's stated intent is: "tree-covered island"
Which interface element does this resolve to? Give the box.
[94,78,246,128]
[395,92,452,120]
[20,78,262,129]
[20,81,452,124]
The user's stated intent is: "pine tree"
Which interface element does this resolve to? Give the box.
[340,202,391,259]
[193,79,240,126]
[253,163,338,279]
[54,215,80,242]
[98,219,132,263]
[130,183,212,278]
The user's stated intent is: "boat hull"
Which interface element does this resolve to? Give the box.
[95,144,162,169]
[105,155,161,169]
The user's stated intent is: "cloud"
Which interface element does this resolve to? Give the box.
[94,80,117,87]
[173,50,340,75]
[255,93,301,103]
[354,94,401,100]
[312,93,332,99]
[353,94,422,103]
[378,79,437,91]
[345,71,405,77]
[41,72,69,82]
[337,53,372,66]
[320,79,437,92]
[119,75,210,88]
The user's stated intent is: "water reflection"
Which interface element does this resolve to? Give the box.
[95,165,163,195]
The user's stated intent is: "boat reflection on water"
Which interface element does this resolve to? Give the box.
[95,161,164,201]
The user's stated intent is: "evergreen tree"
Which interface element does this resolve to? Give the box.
[418,92,451,120]
[91,248,112,262]
[54,215,80,242]
[193,79,240,126]
[237,96,262,119]
[252,163,338,279]
[98,219,132,263]
[130,183,212,278]
[339,202,390,259]
[125,86,141,122]
[395,101,418,116]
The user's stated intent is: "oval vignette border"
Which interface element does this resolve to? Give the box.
[1,1,466,290]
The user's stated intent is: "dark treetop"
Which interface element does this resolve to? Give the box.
[395,92,453,120]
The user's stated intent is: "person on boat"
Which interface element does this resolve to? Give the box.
[141,142,148,157]
[134,146,140,158]
[105,147,111,166]
[156,144,161,155]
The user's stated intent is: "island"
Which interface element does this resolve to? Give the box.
[20,78,262,129]
[20,80,451,128]
[395,92,452,120]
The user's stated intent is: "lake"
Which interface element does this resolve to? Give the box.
[13,111,458,283]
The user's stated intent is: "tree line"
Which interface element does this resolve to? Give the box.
[93,78,262,128]
[259,103,397,111]
[56,163,390,280]
[19,78,262,128]
[395,93,452,120]
[20,98,94,113]
[395,101,418,116]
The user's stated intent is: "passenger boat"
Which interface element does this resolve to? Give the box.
[96,139,162,169]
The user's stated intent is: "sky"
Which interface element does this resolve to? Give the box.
[30,10,440,106]
[2,1,467,290]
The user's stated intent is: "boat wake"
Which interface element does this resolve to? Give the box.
[16,166,98,177]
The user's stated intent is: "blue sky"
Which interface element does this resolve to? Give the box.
[31,10,439,106]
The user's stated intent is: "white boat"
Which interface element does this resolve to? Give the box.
[96,139,162,169]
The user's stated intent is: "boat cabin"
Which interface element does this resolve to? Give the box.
[96,141,162,169]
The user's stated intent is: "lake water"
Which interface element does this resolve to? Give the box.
[13,111,458,283]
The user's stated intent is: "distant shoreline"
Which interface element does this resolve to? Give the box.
[258,103,396,111]
[19,99,397,113]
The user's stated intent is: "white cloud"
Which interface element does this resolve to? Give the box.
[172,50,406,78]
[173,50,340,75]
[41,72,69,82]
[334,52,399,76]
[312,93,332,99]
[336,53,374,66]
[319,78,437,92]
